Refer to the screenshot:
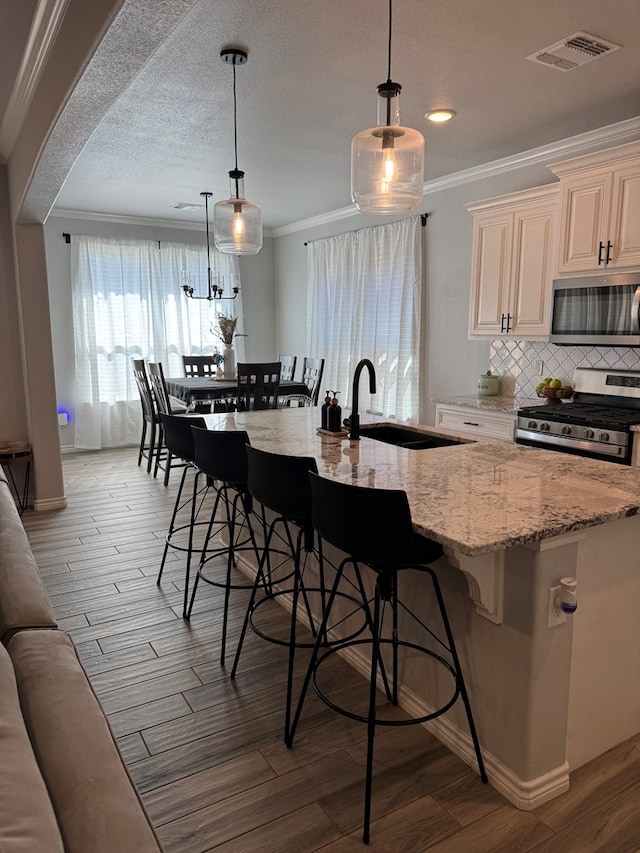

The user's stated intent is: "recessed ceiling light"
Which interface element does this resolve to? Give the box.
[426,109,456,123]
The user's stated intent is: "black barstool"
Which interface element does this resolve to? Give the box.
[287,473,487,845]
[185,427,265,665]
[231,445,367,739]
[156,413,207,617]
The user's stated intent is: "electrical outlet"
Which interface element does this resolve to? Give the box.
[548,585,567,628]
[535,359,545,376]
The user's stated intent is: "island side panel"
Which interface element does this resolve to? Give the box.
[566,514,640,770]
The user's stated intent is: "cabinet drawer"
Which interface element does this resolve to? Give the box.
[435,405,515,442]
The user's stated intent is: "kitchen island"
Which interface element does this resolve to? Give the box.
[203,407,640,811]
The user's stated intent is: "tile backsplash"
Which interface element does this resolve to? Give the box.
[489,340,640,397]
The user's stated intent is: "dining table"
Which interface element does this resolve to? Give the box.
[165,376,311,407]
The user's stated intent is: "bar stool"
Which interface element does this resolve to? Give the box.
[231,445,367,739]
[287,473,487,845]
[185,427,265,666]
[155,413,208,617]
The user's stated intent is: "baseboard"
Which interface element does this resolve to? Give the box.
[33,496,68,511]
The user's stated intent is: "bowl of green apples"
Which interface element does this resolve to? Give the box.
[536,378,573,401]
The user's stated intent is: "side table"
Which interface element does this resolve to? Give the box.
[0,441,32,515]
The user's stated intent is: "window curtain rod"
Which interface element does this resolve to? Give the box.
[303,212,428,246]
[63,233,162,249]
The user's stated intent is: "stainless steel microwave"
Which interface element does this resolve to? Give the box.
[550,273,640,346]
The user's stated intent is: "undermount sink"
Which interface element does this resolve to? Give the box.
[358,423,465,450]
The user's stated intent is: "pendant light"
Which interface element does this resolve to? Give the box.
[214,48,263,255]
[182,192,239,301]
[351,0,424,215]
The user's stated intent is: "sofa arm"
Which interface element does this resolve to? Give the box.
[8,629,163,852]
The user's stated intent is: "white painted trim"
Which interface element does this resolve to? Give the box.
[271,115,640,237]
[0,0,70,159]
[445,548,505,624]
[33,496,68,511]
[50,208,275,238]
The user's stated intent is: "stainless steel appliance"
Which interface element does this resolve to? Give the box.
[549,273,640,346]
[516,367,640,464]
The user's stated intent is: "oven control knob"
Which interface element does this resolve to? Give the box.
[585,429,595,439]
[540,422,550,431]
[561,426,572,435]
[527,420,537,429]
[599,432,610,442]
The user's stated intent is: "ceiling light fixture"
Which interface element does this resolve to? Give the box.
[426,109,456,123]
[182,191,240,301]
[213,47,263,255]
[351,0,424,215]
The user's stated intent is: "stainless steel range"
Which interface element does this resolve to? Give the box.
[516,367,640,465]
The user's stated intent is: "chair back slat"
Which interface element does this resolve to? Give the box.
[148,362,171,415]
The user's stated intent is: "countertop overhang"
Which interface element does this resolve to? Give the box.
[202,407,640,557]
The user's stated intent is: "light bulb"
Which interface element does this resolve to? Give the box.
[233,206,245,239]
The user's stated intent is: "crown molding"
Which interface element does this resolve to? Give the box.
[50,208,275,237]
[271,115,640,238]
[0,0,70,159]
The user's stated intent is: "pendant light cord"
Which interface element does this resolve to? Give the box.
[232,59,239,172]
[385,0,393,125]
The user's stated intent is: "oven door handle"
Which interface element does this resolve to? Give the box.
[632,286,640,335]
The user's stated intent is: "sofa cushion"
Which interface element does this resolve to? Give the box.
[0,479,56,643]
[8,630,163,852]
[0,642,65,852]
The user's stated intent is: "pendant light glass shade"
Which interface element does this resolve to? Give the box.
[351,0,425,215]
[214,169,263,255]
[213,47,263,255]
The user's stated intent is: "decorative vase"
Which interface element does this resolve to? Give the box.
[223,344,236,379]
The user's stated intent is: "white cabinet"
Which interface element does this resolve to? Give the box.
[549,140,640,274]
[467,185,558,340]
[435,404,516,442]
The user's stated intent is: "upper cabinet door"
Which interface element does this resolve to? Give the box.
[468,213,512,337]
[550,140,640,275]
[557,173,610,274]
[609,165,640,270]
[510,201,557,337]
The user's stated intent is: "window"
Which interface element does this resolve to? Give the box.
[71,235,241,449]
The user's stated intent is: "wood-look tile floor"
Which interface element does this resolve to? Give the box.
[21,448,640,852]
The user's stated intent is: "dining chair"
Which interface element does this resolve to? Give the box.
[277,355,297,382]
[301,357,325,405]
[236,362,281,411]
[182,355,217,377]
[132,359,159,473]
[147,362,188,485]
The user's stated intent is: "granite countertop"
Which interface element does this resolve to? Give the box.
[431,394,539,414]
[202,408,640,557]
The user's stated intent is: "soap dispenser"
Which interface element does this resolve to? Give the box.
[321,391,332,430]
[327,392,342,432]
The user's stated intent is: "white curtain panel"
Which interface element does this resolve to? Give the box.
[71,235,240,449]
[307,216,422,422]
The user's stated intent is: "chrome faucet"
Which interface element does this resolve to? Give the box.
[349,358,376,440]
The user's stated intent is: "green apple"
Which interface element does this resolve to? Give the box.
[549,378,562,389]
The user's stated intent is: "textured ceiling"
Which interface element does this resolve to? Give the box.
[13,0,640,229]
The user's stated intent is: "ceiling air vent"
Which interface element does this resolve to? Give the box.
[171,202,205,211]
[526,31,621,71]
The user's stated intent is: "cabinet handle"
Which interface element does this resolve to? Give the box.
[506,313,512,332]
[463,421,479,427]
[606,241,613,265]
[500,313,506,333]
[598,241,605,265]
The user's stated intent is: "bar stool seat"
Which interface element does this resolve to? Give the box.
[286,473,487,845]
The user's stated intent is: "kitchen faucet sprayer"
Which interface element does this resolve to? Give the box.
[349,359,376,440]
